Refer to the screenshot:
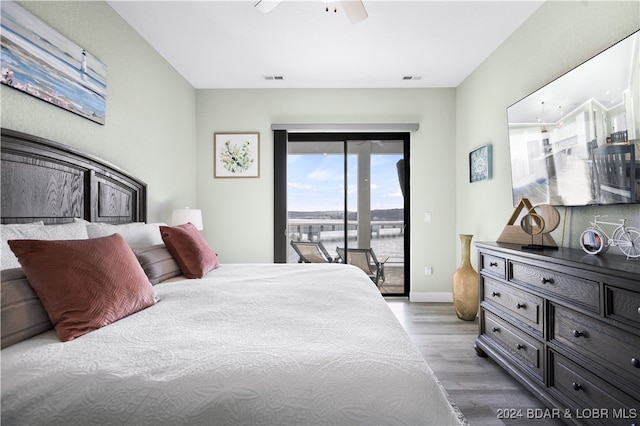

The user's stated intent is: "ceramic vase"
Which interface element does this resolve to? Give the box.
[452,234,479,321]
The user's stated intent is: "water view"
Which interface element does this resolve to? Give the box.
[287,210,405,263]
[287,141,406,293]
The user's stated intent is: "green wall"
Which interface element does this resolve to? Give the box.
[456,0,640,261]
[3,1,638,298]
[196,88,457,299]
[0,1,197,222]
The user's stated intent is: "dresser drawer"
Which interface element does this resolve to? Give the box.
[510,262,600,312]
[476,243,640,422]
[483,277,543,335]
[606,286,640,328]
[552,304,640,385]
[550,351,639,425]
[483,310,543,379]
[480,253,505,279]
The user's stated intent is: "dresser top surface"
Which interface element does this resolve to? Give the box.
[476,242,640,283]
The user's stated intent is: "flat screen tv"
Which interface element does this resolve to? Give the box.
[507,30,640,207]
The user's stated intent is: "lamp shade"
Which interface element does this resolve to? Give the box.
[171,208,203,230]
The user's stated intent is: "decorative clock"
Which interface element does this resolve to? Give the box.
[469,144,493,183]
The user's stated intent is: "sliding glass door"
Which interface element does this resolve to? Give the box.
[274,131,410,296]
[287,139,347,262]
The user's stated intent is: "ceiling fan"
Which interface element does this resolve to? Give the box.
[255,0,368,24]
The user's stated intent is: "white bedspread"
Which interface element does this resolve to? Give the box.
[2,263,465,426]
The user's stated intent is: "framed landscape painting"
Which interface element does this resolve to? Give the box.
[214,132,260,178]
[0,1,107,124]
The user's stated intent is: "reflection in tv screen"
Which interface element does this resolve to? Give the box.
[507,30,639,207]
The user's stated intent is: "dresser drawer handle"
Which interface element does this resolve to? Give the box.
[572,382,582,391]
[541,277,554,284]
[572,330,584,338]
[489,262,498,267]
[516,343,525,350]
[492,327,500,332]
[491,291,500,297]
[516,303,526,309]
[632,358,640,368]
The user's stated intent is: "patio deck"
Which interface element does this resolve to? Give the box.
[378,264,404,295]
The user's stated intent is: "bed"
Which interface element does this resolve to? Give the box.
[1,129,466,426]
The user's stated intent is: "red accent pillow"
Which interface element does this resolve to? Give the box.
[8,234,156,342]
[160,223,219,278]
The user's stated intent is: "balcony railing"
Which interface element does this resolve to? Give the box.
[288,220,404,242]
[288,220,405,263]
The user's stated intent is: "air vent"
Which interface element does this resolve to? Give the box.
[402,75,422,81]
[264,75,284,80]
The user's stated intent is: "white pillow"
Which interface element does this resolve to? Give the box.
[86,222,166,248]
[1,221,89,270]
[1,223,44,270]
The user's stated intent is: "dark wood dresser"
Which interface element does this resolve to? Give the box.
[475,242,640,425]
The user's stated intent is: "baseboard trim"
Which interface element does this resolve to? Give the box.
[409,292,453,302]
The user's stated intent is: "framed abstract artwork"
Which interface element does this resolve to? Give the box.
[0,1,107,124]
[469,144,492,183]
[214,132,260,178]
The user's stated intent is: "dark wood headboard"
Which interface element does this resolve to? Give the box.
[1,129,147,224]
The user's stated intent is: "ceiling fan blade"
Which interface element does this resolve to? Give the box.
[255,0,281,13]
[339,0,368,24]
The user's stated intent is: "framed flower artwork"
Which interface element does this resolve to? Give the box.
[214,132,260,178]
[469,143,492,183]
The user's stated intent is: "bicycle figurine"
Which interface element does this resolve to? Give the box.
[580,215,640,259]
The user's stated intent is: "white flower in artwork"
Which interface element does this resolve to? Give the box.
[221,140,254,173]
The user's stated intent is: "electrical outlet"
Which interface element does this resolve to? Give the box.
[425,266,433,276]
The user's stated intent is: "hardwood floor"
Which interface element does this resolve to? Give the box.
[386,301,565,426]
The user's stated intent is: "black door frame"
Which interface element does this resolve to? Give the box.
[274,130,410,297]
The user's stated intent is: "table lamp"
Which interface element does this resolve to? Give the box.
[171,208,203,230]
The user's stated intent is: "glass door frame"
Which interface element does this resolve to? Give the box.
[273,130,410,297]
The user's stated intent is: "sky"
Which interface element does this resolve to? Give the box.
[287,153,404,212]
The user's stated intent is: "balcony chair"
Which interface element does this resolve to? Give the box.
[336,247,389,287]
[290,240,334,263]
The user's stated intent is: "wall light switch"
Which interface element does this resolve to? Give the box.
[425,267,433,276]
[424,212,432,223]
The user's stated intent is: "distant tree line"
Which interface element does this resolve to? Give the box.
[289,208,403,221]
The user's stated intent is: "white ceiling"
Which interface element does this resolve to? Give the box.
[107,0,544,89]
